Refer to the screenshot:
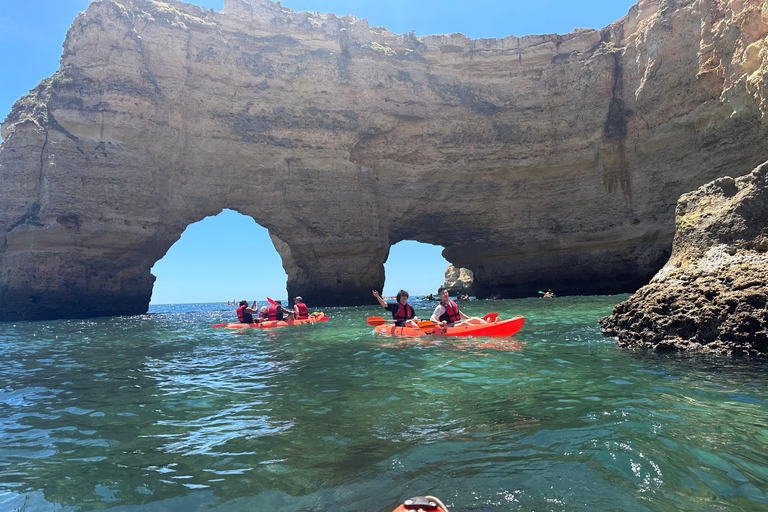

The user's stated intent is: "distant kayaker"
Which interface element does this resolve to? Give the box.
[236,300,260,324]
[373,289,419,327]
[542,289,555,298]
[430,286,486,327]
[293,296,309,319]
[268,300,294,321]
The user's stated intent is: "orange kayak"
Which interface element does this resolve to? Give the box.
[374,316,524,337]
[214,312,327,329]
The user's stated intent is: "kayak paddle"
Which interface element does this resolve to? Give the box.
[211,323,228,328]
[367,316,394,326]
[418,320,436,330]
[267,297,277,305]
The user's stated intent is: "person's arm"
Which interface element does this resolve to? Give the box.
[430,304,444,324]
[372,290,388,308]
[459,310,470,320]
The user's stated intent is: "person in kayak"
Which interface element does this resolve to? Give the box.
[293,296,310,319]
[430,287,486,327]
[259,306,269,320]
[373,289,419,327]
[268,300,294,321]
[236,300,260,324]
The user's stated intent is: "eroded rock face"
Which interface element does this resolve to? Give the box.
[2,0,768,320]
[600,162,768,355]
[443,265,474,296]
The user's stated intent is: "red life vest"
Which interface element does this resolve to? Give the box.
[439,300,461,324]
[237,305,254,323]
[258,310,268,320]
[295,302,308,319]
[393,303,414,325]
[268,304,283,321]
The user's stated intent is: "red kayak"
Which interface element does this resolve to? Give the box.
[374,315,524,337]
[214,312,327,329]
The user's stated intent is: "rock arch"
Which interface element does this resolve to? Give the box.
[2,0,768,320]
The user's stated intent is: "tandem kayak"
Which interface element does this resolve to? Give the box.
[374,315,524,337]
[213,312,328,329]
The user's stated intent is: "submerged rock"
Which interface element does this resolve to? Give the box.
[600,162,768,355]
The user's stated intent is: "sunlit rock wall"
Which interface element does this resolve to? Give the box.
[600,160,768,355]
[2,0,768,319]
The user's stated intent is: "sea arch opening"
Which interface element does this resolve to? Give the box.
[381,240,450,299]
[150,209,287,305]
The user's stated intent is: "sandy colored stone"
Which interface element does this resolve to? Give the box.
[2,0,768,319]
[442,265,475,296]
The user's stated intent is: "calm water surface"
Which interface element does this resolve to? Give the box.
[1,296,768,511]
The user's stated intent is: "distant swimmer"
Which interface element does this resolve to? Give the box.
[430,286,486,327]
[236,300,260,324]
[373,289,419,328]
[541,289,555,298]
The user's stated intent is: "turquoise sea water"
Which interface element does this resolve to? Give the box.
[2,296,768,511]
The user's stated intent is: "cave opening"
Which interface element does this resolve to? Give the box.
[381,240,449,298]
[150,209,287,305]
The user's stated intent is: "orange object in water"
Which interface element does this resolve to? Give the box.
[391,496,448,512]
[213,312,327,329]
[374,315,524,337]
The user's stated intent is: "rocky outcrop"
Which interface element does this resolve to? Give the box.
[3,0,768,320]
[600,161,768,355]
[443,265,474,296]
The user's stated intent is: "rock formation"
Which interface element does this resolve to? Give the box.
[600,161,768,355]
[443,265,474,296]
[2,0,768,320]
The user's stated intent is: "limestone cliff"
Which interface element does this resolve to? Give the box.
[2,0,768,320]
[600,161,768,355]
[443,265,474,296]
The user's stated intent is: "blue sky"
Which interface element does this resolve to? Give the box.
[0,0,637,304]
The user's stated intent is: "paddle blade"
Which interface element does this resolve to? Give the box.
[267,297,277,305]
[319,316,329,322]
[211,323,228,328]
[366,316,390,326]
[418,320,436,330]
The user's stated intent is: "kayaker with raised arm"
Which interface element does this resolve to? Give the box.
[293,296,310,319]
[236,300,260,324]
[430,287,486,327]
[373,289,419,327]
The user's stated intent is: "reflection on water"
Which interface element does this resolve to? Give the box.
[0,296,768,511]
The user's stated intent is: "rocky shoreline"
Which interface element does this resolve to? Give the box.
[600,161,768,356]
